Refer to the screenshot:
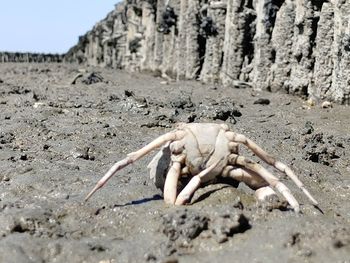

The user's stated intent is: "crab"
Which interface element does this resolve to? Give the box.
[85,123,318,212]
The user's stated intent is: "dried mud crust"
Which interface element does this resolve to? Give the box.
[0,63,349,263]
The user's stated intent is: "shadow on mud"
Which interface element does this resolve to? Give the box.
[191,185,231,204]
[113,194,163,207]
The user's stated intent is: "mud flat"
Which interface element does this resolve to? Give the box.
[0,63,349,262]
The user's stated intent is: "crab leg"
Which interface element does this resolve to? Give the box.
[85,130,185,201]
[163,161,181,204]
[222,166,268,189]
[225,131,318,206]
[228,154,300,212]
[175,158,222,205]
[222,166,277,201]
[255,186,278,201]
[163,153,186,204]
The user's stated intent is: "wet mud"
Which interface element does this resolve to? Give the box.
[0,63,349,262]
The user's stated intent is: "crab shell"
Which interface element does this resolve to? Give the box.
[148,123,232,189]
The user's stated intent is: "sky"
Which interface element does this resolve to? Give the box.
[0,1,120,54]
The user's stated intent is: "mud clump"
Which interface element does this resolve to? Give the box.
[170,94,195,111]
[81,72,104,85]
[195,98,242,124]
[142,94,243,127]
[0,208,62,238]
[161,208,251,248]
[115,89,150,119]
[211,212,251,243]
[301,121,314,135]
[71,71,105,85]
[302,133,346,166]
[160,209,209,257]
[123,89,148,108]
[207,99,242,123]
[71,146,96,161]
[162,209,209,243]
[256,195,290,212]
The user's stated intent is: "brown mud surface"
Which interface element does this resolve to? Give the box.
[0,63,349,263]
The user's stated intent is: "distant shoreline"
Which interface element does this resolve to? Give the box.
[0,52,64,63]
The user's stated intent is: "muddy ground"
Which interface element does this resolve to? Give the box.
[0,63,349,263]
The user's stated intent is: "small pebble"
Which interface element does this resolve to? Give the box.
[321,101,332,109]
[253,98,270,105]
